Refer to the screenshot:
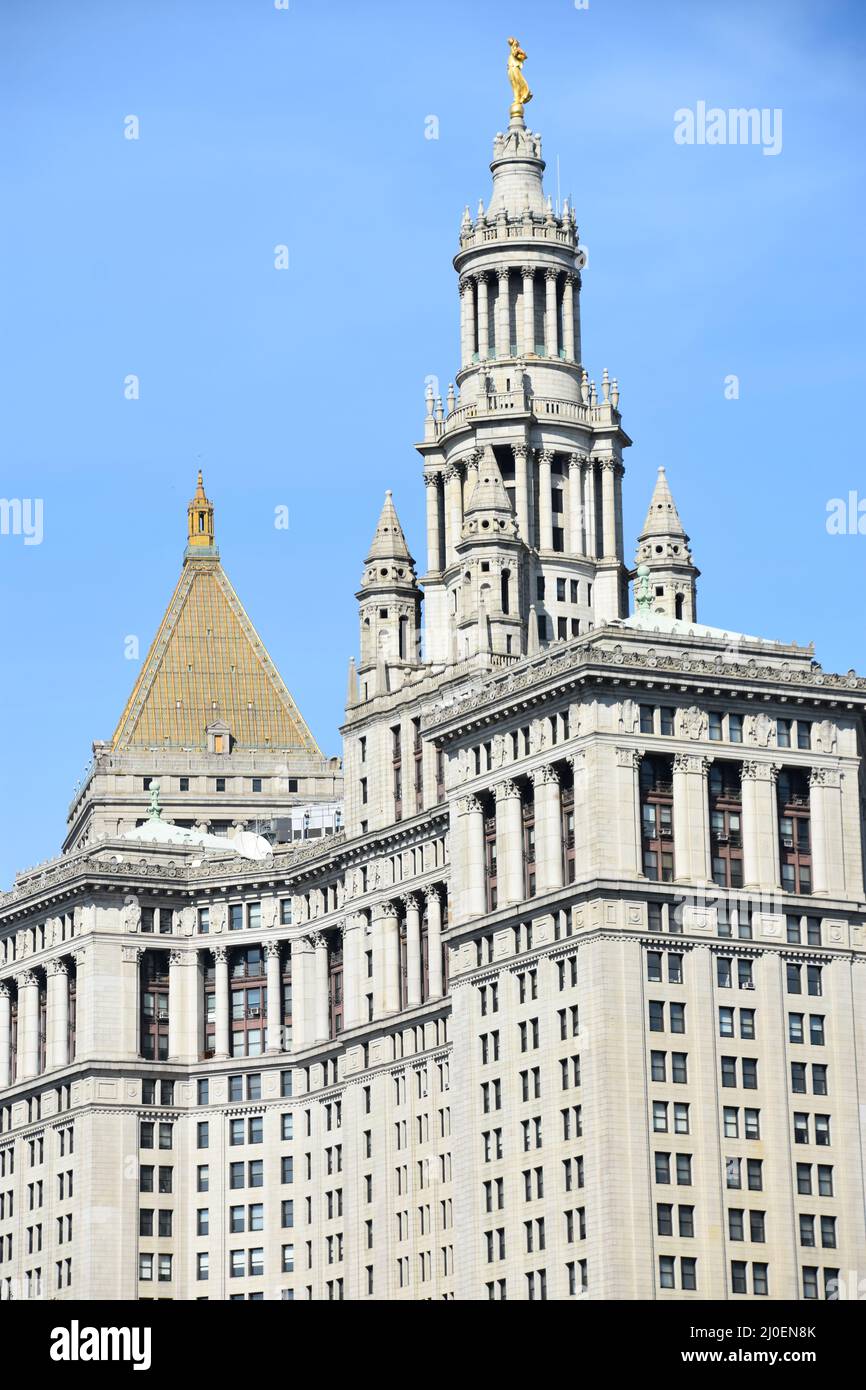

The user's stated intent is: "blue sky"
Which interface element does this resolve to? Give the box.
[1,0,864,887]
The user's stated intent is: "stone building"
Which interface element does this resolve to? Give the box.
[1,79,865,1304]
[64,470,342,855]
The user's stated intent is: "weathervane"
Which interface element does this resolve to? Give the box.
[507,37,532,118]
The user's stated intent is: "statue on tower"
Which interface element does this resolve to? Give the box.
[507,37,532,117]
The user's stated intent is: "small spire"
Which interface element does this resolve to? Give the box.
[464,447,515,521]
[639,466,688,539]
[364,491,414,565]
[346,656,358,707]
[527,605,540,656]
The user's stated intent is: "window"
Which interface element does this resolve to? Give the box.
[640,757,674,882]
[777,769,812,894]
[709,762,743,888]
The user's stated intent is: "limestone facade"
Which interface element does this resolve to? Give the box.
[1,95,865,1305]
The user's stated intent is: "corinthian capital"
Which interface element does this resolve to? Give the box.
[615,746,643,770]
[530,764,561,787]
[494,779,522,802]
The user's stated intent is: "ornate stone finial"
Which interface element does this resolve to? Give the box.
[507,37,532,118]
[148,780,163,820]
[635,563,652,614]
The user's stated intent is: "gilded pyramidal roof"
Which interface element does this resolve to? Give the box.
[111,477,321,755]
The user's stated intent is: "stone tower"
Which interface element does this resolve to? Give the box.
[356,491,422,698]
[418,105,632,664]
[635,465,700,622]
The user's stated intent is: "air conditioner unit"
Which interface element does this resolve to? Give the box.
[741,982,755,991]
[782,837,794,849]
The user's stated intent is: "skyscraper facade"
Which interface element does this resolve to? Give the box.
[1,72,865,1304]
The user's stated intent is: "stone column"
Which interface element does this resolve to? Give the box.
[741,762,781,890]
[424,473,443,576]
[584,461,597,558]
[512,444,530,544]
[495,779,525,905]
[265,942,283,1053]
[379,903,401,1016]
[17,970,40,1081]
[538,450,554,551]
[569,751,590,880]
[572,271,582,364]
[476,272,490,359]
[568,454,583,555]
[521,266,535,354]
[809,768,844,896]
[615,747,643,877]
[459,795,487,921]
[46,958,70,1072]
[600,459,617,557]
[425,887,444,1000]
[613,462,625,563]
[342,915,365,1030]
[531,765,563,893]
[313,933,330,1042]
[544,268,559,358]
[0,983,11,1088]
[672,754,712,884]
[562,275,576,359]
[495,268,510,358]
[213,946,230,1060]
[404,894,422,1009]
[291,936,313,1051]
[445,465,463,565]
[167,951,184,1059]
[463,452,480,513]
[459,276,475,366]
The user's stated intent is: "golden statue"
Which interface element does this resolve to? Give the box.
[507,37,532,117]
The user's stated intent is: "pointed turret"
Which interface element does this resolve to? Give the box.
[185,469,218,559]
[634,467,700,623]
[462,448,518,534]
[454,450,523,659]
[364,490,413,565]
[356,491,421,687]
